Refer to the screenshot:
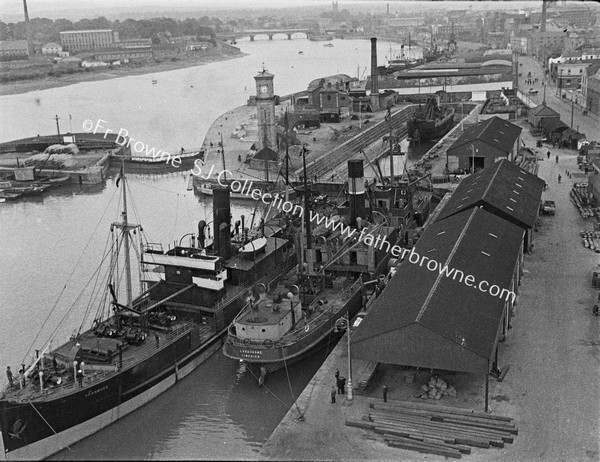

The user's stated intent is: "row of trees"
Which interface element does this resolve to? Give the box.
[0,16,219,44]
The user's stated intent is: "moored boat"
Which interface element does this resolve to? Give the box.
[0,178,290,460]
[111,149,205,171]
[407,97,456,142]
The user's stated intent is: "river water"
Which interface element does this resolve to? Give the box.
[0,37,412,459]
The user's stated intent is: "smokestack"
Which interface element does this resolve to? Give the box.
[541,0,547,32]
[22,0,34,57]
[370,37,379,110]
[348,160,366,228]
[212,187,232,260]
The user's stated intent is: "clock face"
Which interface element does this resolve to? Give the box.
[259,85,269,94]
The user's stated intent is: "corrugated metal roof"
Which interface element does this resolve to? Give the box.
[351,207,524,374]
[447,117,522,156]
[435,159,545,229]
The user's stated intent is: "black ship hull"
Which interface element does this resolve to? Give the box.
[0,324,226,460]
[407,110,455,142]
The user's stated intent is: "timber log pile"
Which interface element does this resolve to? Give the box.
[346,400,517,459]
[571,183,596,219]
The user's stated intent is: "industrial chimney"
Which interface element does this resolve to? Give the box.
[212,187,232,260]
[370,37,380,111]
[541,0,547,32]
[348,160,366,228]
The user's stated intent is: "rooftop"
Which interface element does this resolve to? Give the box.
[447,117,522,156]
[351,207,524,374]
[435,158,545,230]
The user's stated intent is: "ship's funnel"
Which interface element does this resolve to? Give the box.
[348,159,366,228]
[212,187,232,259]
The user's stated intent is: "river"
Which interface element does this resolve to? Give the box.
[0,37,413,459]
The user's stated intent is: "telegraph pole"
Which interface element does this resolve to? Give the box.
[570,96,574,129]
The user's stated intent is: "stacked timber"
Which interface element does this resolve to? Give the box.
[345,400,517,459]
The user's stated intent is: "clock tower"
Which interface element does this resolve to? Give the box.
[254,68,277,152]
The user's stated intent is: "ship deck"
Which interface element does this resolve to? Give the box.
[2,320,214,403]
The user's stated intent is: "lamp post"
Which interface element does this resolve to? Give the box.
[346,312,353,401]
[570,94,574,129]
[542,81,546,105]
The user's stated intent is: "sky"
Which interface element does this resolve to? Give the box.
[0,0,549,21]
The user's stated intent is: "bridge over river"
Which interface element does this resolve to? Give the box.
[217,29,310,41]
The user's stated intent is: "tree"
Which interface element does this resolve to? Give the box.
[0,21,8,41]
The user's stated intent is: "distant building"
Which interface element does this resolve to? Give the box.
[0,40,29,60]
[527,30,566,61]
[41,42,62,55]
[93,48,153,62]
[56,56,82,66]
[116,38,152,49]
[551,59,600,91]
[586,68,600,115]
[385,17,425,28]
[60,30,118,52]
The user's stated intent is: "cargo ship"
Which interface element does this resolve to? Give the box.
[222,160,404,377]
[0,176,290,460]
[407,97,456,142]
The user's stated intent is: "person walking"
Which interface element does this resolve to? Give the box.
[382,384,388,403]
[547,151,551,159]
[556,155,559,163]
[558,174,562,183]
[331,386,337,404]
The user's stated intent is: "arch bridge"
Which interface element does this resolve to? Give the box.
[224,29,310,41]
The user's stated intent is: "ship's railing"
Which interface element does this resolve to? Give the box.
[280,278,362,346]
[214,271,285,313]
[8,322,197,402]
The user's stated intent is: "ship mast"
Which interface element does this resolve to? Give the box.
[113,166,139,311]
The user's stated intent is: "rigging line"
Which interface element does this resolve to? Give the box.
[283,356,304,420]
[183,194,195,231]
[87,240,122,328]
[57,240,121,342]
[27,400,72,452]
[169,194,180,245]
[127,178,191,197]
[22,185,120,365]
[78,233,114,334]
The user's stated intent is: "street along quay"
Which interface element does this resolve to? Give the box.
[260,128,599,462]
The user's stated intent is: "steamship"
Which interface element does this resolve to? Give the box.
[0,175,291,460]
[222,159,424,375]
[407,97,456,142]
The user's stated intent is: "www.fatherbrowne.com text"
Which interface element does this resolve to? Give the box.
[197,168,516,304]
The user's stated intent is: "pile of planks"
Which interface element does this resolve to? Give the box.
[345,400,517,459]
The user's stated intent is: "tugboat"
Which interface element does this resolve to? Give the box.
[0,173,290,460]
[222,160,400,377]
[407,97,456,143]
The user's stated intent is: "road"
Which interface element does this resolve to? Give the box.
[516,55,600,139]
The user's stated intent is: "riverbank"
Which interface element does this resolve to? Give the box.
[0,48,246,97]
